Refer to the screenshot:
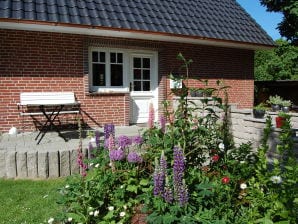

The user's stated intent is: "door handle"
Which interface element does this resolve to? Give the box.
[130,82,133,91]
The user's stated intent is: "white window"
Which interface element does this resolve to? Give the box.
[89,48,127,93]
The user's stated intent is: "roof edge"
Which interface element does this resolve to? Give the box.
[0,19,275,50]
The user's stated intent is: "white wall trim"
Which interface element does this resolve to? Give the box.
[0,22,273,50]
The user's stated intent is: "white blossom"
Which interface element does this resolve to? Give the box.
[108,206,114,211]
[240,183,247,190]
[94,210,99,217]
[65,185,70,189]
[67,217,73,222]
[218,143,225,151]
[95,163,100,168]
[119,211,126,217]
[89,211,94,216]
[48,218,54,224]
[270,176,282,184]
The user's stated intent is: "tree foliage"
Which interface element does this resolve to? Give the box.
[260,0,298,44]
[255,39,298,80]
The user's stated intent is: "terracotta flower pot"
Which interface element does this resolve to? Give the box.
[275,116,285,128]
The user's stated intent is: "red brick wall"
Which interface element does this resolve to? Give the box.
[0,29,254,132]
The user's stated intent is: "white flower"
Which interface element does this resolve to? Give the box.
[48,218,54,224]
[270,176,282,184]
[90,137,96,143]
[94,210,99,217]
[218,143,225,150]
[95,163,99,168]
[65,185,70,189]
[240,161,245,164]
[120,185,124,189]
[119,211,126,217]
[240,183,247,190]
[67,217,73,222]
[89,211,94,216]
[108,206,114,211]
[89,163,94,167]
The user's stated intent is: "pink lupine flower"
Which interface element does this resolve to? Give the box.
[148,103,155,129]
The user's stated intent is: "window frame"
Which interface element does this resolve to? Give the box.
[89,47,129,93]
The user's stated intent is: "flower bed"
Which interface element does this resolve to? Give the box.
[51,54,297,224]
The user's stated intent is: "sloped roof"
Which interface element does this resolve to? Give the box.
[0,0,275,47]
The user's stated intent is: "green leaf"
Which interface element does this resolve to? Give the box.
[255,217,274,224]
[126,184,138,193]
[140,179,149,186]
[284,166,293,171]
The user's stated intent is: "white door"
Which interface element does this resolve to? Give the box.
[130,53,158,124]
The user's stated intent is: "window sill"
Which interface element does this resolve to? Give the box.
[88,89,129,96]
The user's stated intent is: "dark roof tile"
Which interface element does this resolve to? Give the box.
[0,0,274,46]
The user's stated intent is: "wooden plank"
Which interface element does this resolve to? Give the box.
[20,92,78,106]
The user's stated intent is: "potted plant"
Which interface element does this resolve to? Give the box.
[275,111,287,128]
[203,88,215,97]
[280,100,292,113]
[253,103,267,119]
[266,95,283,112]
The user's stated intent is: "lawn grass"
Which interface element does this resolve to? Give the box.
[0,178,65,224]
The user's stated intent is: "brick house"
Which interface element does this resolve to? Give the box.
[0,0,274,132]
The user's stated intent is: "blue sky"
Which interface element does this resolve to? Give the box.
[236,0,283,40]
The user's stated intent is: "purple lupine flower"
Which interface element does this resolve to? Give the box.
[173,146,185,185]
[127,151,143,163]
[177,181,189,206]
[117,135,132,149]
[163,177,173,203]
[132,136,143,145]
[108,134,115,151]
[148,103,155,129]
[153,152,167,196]
[173,146,188,206]
[109,149,125,161]
[153,158,164,196]
[104,124,115,148]
[159,115,166,133]
[95,130,100,147]
[104,124,115,139]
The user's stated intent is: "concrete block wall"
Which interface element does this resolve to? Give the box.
[0,148,85,179]
[230,108,298,154]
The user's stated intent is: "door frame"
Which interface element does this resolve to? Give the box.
[129,51,158,124]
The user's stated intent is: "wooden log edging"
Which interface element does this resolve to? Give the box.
[0,148,87,179]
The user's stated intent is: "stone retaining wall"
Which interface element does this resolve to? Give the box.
[0,148,87,179]
[231,109,298,151]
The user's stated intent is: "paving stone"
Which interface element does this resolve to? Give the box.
[16,151,27,178]
[5,151,17,178]
[70,149,80,175]
[38,151,48,178]
[48,151,59,178]
[59,150,70,177]
[0,151,6,178]
[27,151,38,178]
